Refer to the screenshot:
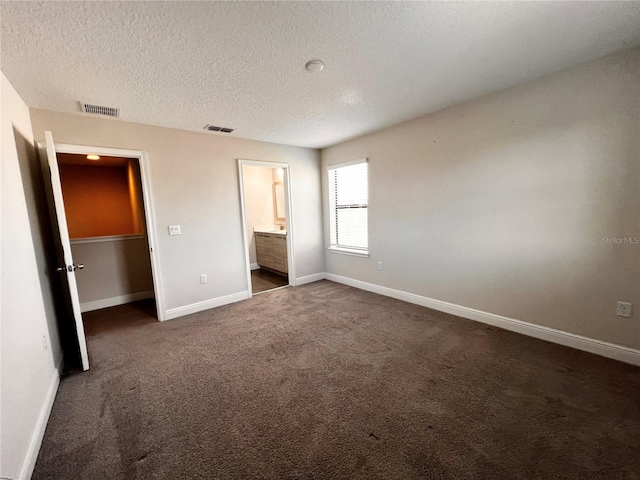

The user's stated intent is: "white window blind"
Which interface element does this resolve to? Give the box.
[328,160,368,253]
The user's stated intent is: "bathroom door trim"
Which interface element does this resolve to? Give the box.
[48,142,166,321]
[237,159,296,298]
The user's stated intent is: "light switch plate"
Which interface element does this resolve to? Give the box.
[169,225,181,235]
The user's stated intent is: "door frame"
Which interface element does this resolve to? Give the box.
[41,142,166,321]
[237,159,295,297]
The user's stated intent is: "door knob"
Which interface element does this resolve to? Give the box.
[56,264,84,272]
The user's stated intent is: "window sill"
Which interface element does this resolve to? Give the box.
[328,246,369,258]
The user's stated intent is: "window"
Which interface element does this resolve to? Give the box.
[328,159,368,256]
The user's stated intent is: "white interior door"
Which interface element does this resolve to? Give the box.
[43,131,89,371]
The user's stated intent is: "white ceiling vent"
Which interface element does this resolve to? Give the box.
[80,102,119,117]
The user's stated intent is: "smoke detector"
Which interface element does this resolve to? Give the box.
[305,60,325,72]
[79,102,119,117]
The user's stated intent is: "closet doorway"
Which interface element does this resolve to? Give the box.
[56,152,157,315]
[238,160,295,296]
[40,136,164,370]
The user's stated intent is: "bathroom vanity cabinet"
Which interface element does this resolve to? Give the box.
[255,232,288,274]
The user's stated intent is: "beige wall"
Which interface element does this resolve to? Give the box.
[242,165,276,265]
[321,48,640,350]
[71,237,154,305]
[1,73,62,479]
[30,109,324,313]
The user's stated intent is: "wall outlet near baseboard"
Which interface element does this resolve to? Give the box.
[169,225,181,235]
[200,274,208,284]
[377,261,383,270]
[42,335,48,351]
[616,302,632,318]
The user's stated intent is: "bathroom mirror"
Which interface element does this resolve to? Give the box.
[274,182,285,221]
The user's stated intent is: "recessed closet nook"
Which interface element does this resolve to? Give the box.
[57,153,155,314]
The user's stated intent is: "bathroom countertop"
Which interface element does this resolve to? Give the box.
[254,227,287,235]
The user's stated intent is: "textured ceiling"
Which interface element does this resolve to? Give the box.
[2,1,639,149]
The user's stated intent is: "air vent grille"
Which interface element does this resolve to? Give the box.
[205,125,234,133]
[80,102,119,117]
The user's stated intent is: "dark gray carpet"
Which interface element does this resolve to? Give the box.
[34,280,640,479]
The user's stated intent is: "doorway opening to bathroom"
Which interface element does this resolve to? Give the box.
[238,160,295,296]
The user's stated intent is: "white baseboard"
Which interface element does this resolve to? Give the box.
[17,354,63,480]
[325,273,640,366]
[80,291,154,312]
[295,272,326,286]
[250,263,260,271]
[164,291,249,321]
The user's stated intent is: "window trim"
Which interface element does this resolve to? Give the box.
[327,158,369,256]
[327,157,369,170]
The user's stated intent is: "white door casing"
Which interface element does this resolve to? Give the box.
[39,134,166,371]
[237,159,295,297]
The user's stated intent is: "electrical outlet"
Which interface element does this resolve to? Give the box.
[377,261,383,270]
[42,335,48,351]
[200,274,208,284]
[616,301,632,318]
[168,225,181,235]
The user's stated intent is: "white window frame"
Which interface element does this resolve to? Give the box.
[327,158,369,257]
